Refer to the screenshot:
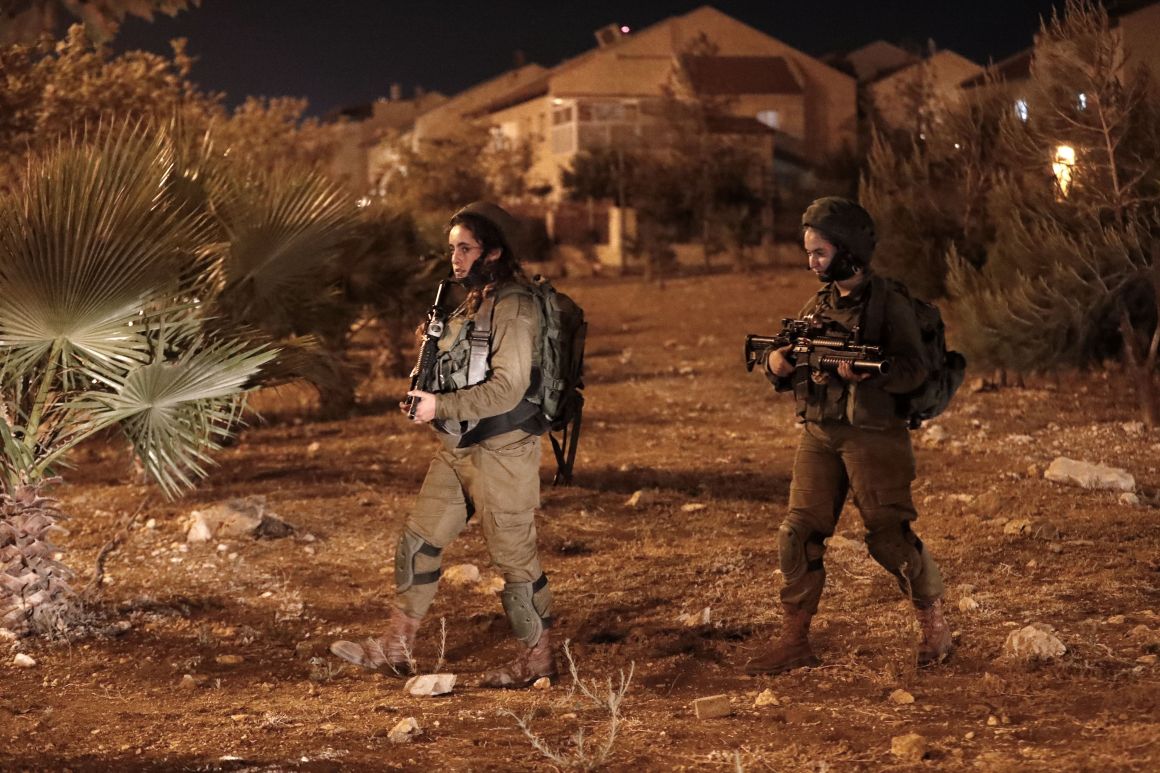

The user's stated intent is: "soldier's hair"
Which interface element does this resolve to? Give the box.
[447,211,524,283]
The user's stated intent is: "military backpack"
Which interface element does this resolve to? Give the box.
[864,276,966,429]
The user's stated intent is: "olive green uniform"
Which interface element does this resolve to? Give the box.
[396,281,553,645]
[769,275,945,614]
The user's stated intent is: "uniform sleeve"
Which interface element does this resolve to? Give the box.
[877,291,928,394]
[434,292,538,421]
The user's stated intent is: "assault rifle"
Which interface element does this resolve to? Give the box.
[405,272,457,419]
[745,312,891,376]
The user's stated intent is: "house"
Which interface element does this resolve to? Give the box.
[326,87,447,195]
[409,5,857,200]
[867,48,983,134]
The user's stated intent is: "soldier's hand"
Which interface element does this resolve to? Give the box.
[766,345,795,378]
[836,360,870,382]
[402,390,437,423]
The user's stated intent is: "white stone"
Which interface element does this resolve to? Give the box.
[958,597,980,612]
[1005,434,1034,445]
[922,425,948,444]
[891,733,927,761]
[678,607,711,627]
[533,676,551,690]
[306,441,321,455]
[186,497,268,543]
[476,576,505,595]
[145,518,157,530]
[754,689,779,707]
[889,689,915,705]
[441,564,481,585]
[1044,457,1135,493]
[1119,492,1140,506]
[1121,421,1145,436]
[680,502,707,512]
[1003,624,1066,661]
[404,673,456,697]
[388,717,421,743]
[13,653,36,668]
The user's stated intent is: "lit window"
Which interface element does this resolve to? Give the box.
[1015,99,1029,121]
[1077,92,1087,111]
[1052,144,1076,198]
[756,110,780,129]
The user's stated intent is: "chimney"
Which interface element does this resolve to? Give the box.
[389,82,402,101]
[594,23,626,48]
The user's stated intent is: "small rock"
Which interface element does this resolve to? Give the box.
[692,694,732,719]
[922,425,948,444]
[1044,457,1135,493]
[216,655,245,666]
[1120,492,1140,506]
[13,653,36,668]
[1003,624,1066,661]
[965,731,976,740]
[1106,615,1126,625]
[968,377,990,393]
[476,575,505,595]
[186,497,270,543]
[680,502,707,512]
[1003,519,1033,536]
[625,489,656,508]
[889,689,915,705]
[306,441,321,455]
[987,715,1000,726]
[1121,421,1145,436]
[959,597,980,612]
[678,607,711,627]
[179,674,208,689]
[404,673,456,697]
[442,564,481,585]
[145,518,157,529]
[388,717,420,743]
[754,689,779,707]
[890,733,927,761]
[533,677,551,690]
[1137,654,1158,665]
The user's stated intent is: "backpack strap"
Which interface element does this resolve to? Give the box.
[549,396,583,486]
[466,292,496,387]
[861,274,891,345]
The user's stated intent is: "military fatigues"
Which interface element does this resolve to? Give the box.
[395,280,553,646]
[770,274,945,614]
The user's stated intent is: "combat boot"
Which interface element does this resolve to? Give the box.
[744,603,820,675]
[479,628,558,689]
[330,608,422,676]
[914,598,953,666]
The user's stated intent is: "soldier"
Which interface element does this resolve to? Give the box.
[331,202,556,689]
[745,197,953,674]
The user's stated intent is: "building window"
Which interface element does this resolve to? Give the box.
[552,106,573,126]
[1015,99,1029,122]
[756,110,780,129]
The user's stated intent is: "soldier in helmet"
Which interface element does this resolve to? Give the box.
[745,196,953,674]
[331,202,557,689]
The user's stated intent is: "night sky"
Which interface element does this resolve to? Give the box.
[112,0,1065,117]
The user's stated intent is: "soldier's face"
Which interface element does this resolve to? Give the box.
[803,227,837,277]
[448,224,499,280]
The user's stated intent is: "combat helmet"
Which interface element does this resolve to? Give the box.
[801,197,876,265]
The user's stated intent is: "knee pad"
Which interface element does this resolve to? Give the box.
[778,523,827,583]
[394,529,443,593]
[865,520,921,577]
[501,574,552,646]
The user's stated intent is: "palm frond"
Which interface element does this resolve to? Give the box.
[0,122,212,387]
[75,339,277,498]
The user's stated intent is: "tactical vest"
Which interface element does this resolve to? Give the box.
[427,285,544,446]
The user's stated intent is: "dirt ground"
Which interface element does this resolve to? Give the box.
[2,268,1158,772]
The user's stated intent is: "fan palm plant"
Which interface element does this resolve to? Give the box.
[0,123,275,636]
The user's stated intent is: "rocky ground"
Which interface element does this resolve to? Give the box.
[1,268,1158,772]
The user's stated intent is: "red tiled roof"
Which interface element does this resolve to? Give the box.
[683,56,802,96]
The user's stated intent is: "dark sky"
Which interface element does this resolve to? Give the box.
[113,0,1065,117]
